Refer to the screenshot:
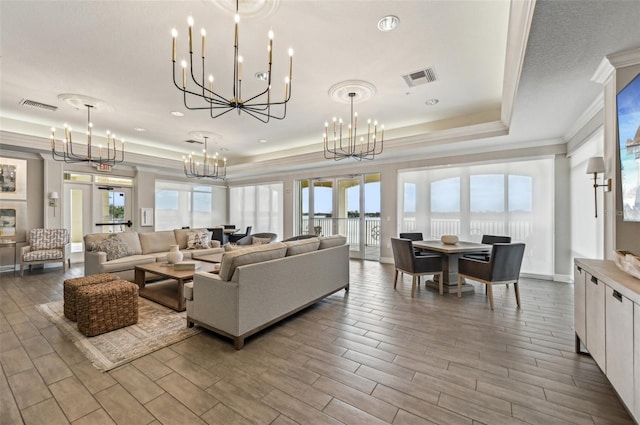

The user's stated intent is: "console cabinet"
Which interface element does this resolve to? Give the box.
[575,259,640,423]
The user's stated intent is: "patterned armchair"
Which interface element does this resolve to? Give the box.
[20,228,71,276]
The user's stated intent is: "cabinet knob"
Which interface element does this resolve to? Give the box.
[590,276,598,285]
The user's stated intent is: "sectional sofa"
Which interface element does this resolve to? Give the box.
[184,235,350,349]
[84,228,223,282]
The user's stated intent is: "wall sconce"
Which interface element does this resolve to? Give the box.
[586,157,612,218]
[49,192,59,217]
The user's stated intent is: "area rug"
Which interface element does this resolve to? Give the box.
[37,298,200,372]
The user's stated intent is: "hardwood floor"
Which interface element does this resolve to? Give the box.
[1,260,635,425]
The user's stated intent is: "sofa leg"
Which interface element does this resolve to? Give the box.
[234,337,245,350]
[186,319,194,328]
[344,284,350,292]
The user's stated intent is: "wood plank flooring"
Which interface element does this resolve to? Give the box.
[1,260,635,425]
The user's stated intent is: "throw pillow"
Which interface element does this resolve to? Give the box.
[224,242,241,252]
[251,236,272,245]
[92,234,131,261]
[187,230,210,249]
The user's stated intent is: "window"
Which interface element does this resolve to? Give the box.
[230,182,283,236]
[398,158,554,275]
[155,181,226,230]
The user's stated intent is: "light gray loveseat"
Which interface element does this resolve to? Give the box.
[84,228,223,282]
[183,235,349,349]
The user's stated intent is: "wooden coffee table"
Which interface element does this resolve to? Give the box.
[192,253,223,263]
[134,262,218,311]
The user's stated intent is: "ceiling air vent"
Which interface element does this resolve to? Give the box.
[19,98,58,111]
[402,67,438,87]
[185,139,203,144]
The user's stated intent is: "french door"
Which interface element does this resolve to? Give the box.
[300,174,380,260]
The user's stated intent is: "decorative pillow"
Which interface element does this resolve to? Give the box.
[187,230,210,249]
[251,236,273,245]
[91,234,131,261]
[224,243,241,252]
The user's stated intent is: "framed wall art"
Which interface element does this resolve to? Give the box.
[0,201,26,241]
[0,158,27,200]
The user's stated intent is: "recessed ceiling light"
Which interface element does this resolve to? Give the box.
[255,72,269,81]
[259,139,268,143]
[425,98,439,106]
[378,15,399,32]
[133,127,145,132]
[171,111,184,117]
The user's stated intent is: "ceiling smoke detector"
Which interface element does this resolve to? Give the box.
[402,67,438,87]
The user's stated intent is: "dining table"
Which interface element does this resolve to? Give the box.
[412,240,492,293]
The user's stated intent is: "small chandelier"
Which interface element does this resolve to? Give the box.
[183,136,227,180]
[50,104,124,167]
[324,92,384,161]
[171,0,293,123]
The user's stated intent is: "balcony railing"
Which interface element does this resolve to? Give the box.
[301,217,381,247]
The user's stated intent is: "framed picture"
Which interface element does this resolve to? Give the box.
[0,201,27,241]
[0,158,27,200]
[141,208,154,227]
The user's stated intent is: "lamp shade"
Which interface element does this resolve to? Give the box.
[586,157,605,174]
[49,192,59,200]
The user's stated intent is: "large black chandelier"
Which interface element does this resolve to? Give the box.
[183,136,227,180]
[50,103,124,168]
[171,0,293,122]
[324,91,384,161]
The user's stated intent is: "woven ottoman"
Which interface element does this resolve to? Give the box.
[64,273,120,322]
[76,280,139,337]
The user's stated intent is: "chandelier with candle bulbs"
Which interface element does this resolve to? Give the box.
[324,91,384,161]
[183,136,227,180]
[50,103,125,168]
[171,0,293,122]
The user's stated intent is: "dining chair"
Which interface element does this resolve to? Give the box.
[229,226,252,243]
[464,234,512,261]
[391,237,443,296]
[399,232,430,256]
[457,243,525,310]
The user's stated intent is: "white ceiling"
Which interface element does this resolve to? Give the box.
[1,0,639,179]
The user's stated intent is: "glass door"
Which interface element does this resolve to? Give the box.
[64,183,92,264]
[93,186,133,233]
[298,174,381,260]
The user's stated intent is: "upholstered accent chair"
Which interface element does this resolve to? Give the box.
[282,234,317,242]
[20,228,71,276]
[229,226,252,243]
[457,243,526,310]
[391,237,443,296]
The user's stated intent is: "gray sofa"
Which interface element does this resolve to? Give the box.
[84,228,223,281]
[183,235,349,349]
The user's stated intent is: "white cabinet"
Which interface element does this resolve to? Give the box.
[606,285,634,409]
[574,264,586,347]
[576,258,640,425]
[585,271,606,371]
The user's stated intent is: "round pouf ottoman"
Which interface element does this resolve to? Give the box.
[76,280,139,337]
[64,273,120,322]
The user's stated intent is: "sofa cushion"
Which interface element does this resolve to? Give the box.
[24,249,64,261]
[318,235,347,250]
[90,234,132,261]
[284,237,320,256]
[174,228,210,249]
[84,232,142,255]
[186,230,211,249]
[139,231,177,254]
[97,254,156,273]
[218,242,287,281]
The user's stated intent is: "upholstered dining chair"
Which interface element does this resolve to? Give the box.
[391,237,443,296]
[399,232,430,256]
[464,234,512,261]
[20,228,71,276]
[457,243,526,310]
[229,226,252,243]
